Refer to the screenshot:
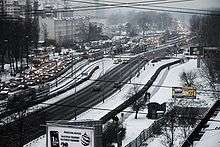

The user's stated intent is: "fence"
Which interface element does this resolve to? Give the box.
[125,117,166,147]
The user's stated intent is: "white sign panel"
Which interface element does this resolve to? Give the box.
[47,125,94,147]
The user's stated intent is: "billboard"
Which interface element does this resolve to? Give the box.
[172,86,196,99]
[189,46,204,56]
[47,124,94,147]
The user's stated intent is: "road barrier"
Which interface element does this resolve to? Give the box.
[125,117,166,147]
[48,66,99,98]
[125,106,208,147]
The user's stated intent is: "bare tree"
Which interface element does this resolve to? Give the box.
[126,84,146,119]
[179,71,197,86]
[131,99,145,119]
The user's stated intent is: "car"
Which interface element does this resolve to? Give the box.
[113,60,118,64]
[122,59,129,64]
[0,90,9,100]
[113,81,122,88]
[92,84,101,91]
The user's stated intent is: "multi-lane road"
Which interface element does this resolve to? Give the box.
[0,37,184,147]
[0,55,146,147]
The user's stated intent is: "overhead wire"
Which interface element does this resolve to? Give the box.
[34,102,220,124]
[67,0,220,14]
[1,0,220,16]
[55,0,220,16]
[53,70,220,94]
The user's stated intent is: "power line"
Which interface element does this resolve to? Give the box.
[34,102,220,124]
[66,0,195,8]
[54,75,220,94]
[67,0,220,14]
[1,0,220,16]
[150,5,220,13]
[1,0,195,13]
[59,0,220,16]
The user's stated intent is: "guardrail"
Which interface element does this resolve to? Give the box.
[48,66,99,98]
[125,117,166,147]
[49,58,84,87]
[125,106,208,147]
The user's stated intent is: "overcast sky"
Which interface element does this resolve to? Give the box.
[41,0,220,19]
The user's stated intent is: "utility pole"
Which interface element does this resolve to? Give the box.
[55,60,58,87]
[71,53,74,77]
[25,0,32,67]
[64,0,68,44]
[33,0,39,54]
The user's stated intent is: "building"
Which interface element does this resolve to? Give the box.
[0,0,7,16]
[0,0,27,18]
[54,16,90,43]
[39,15,90,44]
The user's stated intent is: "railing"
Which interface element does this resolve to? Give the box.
[125,117,166,147]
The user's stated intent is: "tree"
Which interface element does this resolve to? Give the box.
[6,92,33,147]
[127,84,145,119]
[103,120,126,147]
[125,22,137,37]
[161,104,203,147]
[189,12,220,83]
[88,23,103,41]
[32,0,40,52]
[131,99,145,119]
[180,71,197,86]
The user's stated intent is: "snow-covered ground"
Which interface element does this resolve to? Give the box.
[140,59,216,147]
[193,111,220,147]
[23,58,179,147]
[121,59,183,146]
[76,59,178,120]
[23,55,218,147]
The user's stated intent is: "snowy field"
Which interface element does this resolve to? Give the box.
[193,111,220,147]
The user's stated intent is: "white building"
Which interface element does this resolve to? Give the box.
[0,0,23,17]
[39,15,90,44]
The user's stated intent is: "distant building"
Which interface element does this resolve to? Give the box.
[54,16,90,43]
[39,15,90,44]
[0,0,7,15]
[0,0,28,18]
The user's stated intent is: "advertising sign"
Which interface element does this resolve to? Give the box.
[189,46,204,56]
[47,124,94,147]
[172,86,196,99]
[183,87,197,98]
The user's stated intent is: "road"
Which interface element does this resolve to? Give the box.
[0,56,145,147]
[0,38,184,147]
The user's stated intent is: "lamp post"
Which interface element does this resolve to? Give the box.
[25,35,29,67]
[1,39,8,72]
[55,59,58,87]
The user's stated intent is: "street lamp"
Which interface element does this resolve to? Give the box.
[2,39,8,72]
[25,35,29,67]
[55,59,58,87]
